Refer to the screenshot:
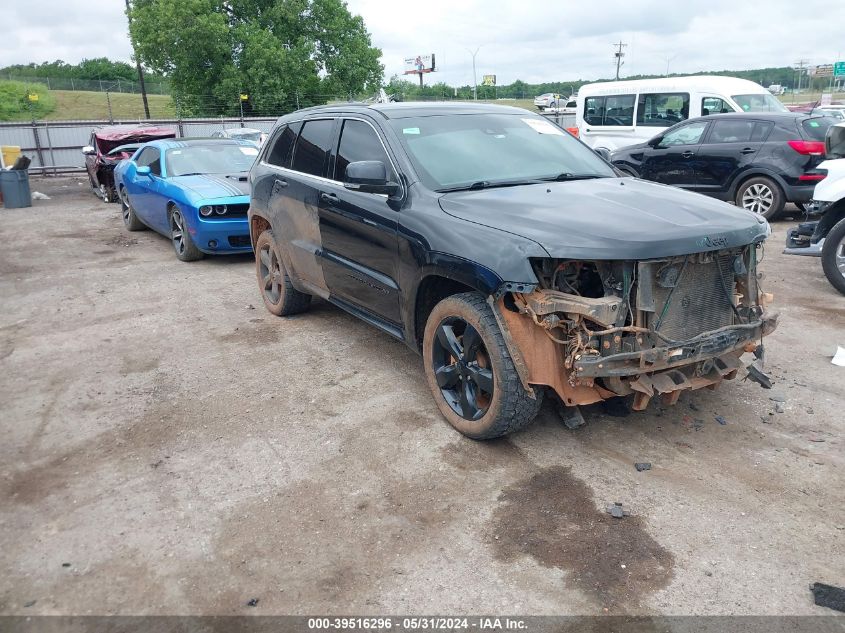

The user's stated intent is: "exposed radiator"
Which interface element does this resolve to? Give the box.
[650,253,736,341]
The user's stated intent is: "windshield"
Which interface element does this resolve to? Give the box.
[731,93,788,113]
[166,144,258,176]
[389,113,615,191]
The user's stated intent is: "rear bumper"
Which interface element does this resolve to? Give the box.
[782,182,815,203]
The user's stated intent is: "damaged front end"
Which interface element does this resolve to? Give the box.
[492,244,778,410]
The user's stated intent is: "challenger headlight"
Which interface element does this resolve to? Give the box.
[199,205,227,216]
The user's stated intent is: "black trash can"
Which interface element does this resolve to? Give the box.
[0,169,32,209]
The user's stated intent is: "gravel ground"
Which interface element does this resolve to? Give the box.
[1,176,843,616]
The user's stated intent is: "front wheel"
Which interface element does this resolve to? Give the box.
[169,206,203,262]
[821,217,845,295]
[736,176,784,220]
[423,292,543,439]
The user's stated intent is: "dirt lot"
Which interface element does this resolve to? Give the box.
[1,177,843,616]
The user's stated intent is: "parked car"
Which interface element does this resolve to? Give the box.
[248,102,777,439]
[533,93,562,109]
[610,112,835,219]
[547,97,577,115]
[811,104,845,120]
[212,127,266,145]
[577,75,788,152]
[114,138,258,261]
[784,120,845,294]
[83,125,176,202]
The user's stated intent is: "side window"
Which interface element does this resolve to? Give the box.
[291,119,334,177]
[136,147,161,176]
[751,121,773,142]
[706,120,755,143]
[701,97,730,116]
[583,95,634,126]
[266,124,297,168]
[637,93,691,127]
[660,122,708,147]
[334,120,394,181]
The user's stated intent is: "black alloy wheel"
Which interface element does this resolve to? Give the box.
[431,317,495,421]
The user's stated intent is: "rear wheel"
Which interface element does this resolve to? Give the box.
[169,206,203,262]
[255,230,311,316]
[821,217,845,295]
[120,187,144,231]
[736,176,784,220]
[423,292,543,439]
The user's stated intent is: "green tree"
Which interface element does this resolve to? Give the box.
[0,81,56,121]
[127,0,383,116]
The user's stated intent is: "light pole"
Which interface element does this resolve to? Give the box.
[664,54,677,77]
[468,47,481,100]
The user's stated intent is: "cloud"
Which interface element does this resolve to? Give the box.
[3,0,843,92]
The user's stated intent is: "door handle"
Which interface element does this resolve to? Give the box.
[320,192,339,204]
[682,151,695,158]
[272,178,288,192]
[740,147,756,154]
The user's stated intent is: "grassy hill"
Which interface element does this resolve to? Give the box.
[42,90,175,120]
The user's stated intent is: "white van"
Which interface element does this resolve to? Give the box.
[576,76,787,151]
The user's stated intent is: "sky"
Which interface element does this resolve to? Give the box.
[3,0,844,87]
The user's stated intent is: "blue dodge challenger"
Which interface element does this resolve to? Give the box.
[114,138,258,261]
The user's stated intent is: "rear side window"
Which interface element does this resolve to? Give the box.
[707,119,755,143]
[801,117,834,141]
[136,147,161,176]
[291,119,334,177]
[334,120,393,181]
[751,121,773,142]
[583,94,635,126]
[637,93,690,127]
[266,124,298,168]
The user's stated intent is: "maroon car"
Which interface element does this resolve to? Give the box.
[83,125,176,202]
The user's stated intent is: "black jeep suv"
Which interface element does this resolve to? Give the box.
[248,103,777,439]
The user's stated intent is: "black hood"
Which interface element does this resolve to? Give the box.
[438,177,768,260]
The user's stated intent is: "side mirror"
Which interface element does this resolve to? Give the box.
[82,145,96,155]
[647,136,663,148]
[136,165,152,177]
[344,160,400,196]
[593,147,611,162]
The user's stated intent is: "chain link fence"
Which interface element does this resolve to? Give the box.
[3,74,170,95]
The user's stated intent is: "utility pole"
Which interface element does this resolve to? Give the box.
[468,47,481,100]
[125,0,150,119]
[794,59,808,102]
[664,54,677,77]
[613,41,627,80]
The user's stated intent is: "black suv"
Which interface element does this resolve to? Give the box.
[248,103,777,439]
[611,112,834,219]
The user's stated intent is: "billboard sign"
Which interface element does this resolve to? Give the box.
[482,74,496,86]
[404,54,435,75]
[812,64,833,78]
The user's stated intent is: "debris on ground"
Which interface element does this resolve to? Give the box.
[715,415,728,425]
[23,600,36,608]
[634,462,651,472]
[775,402,785,414]
[810,582,845,612]
[61,562,71,568]
[246,598,259,607]
[832,346,845,367]
[558,404,587,430]
[606,502,631,518]
[745,365,773,389]
[31,191,50,200]
[688,402,700,412]
[769,395,786,403]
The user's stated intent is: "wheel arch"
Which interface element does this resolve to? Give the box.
[250,213,271,249]
[727,169,789,200]
[815,199,845,240]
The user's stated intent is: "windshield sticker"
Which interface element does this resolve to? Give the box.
[171,150,182,154]
[808,120,820,127]
[403,127,421,135]
[522,118,564,135]
[240,147,259,155]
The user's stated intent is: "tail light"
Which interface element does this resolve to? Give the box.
[787,140,825,155]
[566,127,579,138]
[798,172,826,182]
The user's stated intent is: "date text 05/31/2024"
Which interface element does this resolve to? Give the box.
[307,617,528,630]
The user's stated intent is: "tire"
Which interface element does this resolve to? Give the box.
[120,187,145,231]
[821,217,845,296]
[735,176,784,220]
[423,292,543,440]
[100,184,117,203]
[168,205,204,262]
[255,230,311,316]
